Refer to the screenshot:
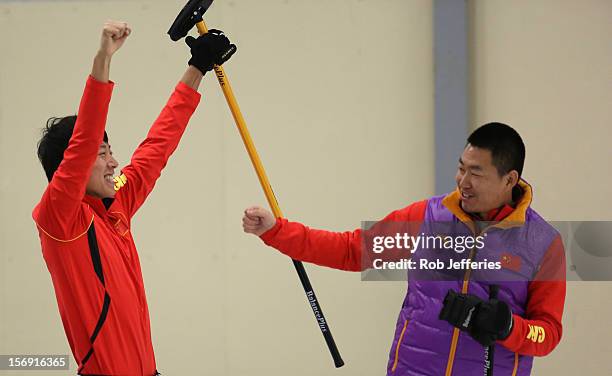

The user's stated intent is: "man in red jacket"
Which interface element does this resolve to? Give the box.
[242,123,565,375]
[33,21,235,375]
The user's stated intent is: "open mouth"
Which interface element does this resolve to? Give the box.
[104,174,115,186]
[460,191,474,200]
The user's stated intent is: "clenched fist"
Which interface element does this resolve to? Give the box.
[242,206,276,236]
[99,20,131,57]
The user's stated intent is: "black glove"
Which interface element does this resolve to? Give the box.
[185,29,237,74]
[439,289,513,346]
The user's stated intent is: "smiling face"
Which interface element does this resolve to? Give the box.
[86,142,119,199]
[455,144,518,217]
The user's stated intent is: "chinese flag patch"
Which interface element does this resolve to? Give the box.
[500,252,522,272]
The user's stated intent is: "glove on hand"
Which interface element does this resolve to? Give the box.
[439,289,513,346]
[185,29,237,74]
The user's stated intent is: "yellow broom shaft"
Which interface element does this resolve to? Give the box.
[194,19,344,368]
[196,21,282,218]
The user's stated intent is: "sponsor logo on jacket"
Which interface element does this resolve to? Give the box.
[527,324,545,343]
[113,174,127,191]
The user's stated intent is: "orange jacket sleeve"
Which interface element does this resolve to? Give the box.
[34,76,114,240]
[498,235,566,356]
[259,200,428,272]
[116,82,200,218]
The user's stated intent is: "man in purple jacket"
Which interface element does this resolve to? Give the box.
[243,123,566,375]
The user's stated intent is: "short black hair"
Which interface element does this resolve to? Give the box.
[37,115,108,182]
[467,122,525,178]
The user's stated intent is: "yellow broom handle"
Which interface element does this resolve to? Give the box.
[194,20,345,368]
[196,21,282,218]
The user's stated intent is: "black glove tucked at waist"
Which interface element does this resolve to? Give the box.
[439,289,513,346]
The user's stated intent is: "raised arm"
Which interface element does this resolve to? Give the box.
[115,30,236,218]
[35,21,130,239]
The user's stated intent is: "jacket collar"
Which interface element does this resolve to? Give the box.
[441,179,533,232]
[83,195,115,218]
